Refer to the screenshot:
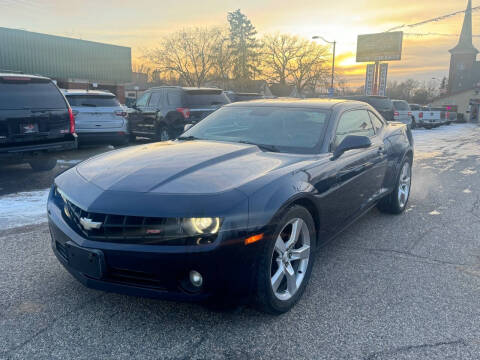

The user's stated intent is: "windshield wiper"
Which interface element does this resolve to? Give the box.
[177,135,202,141]
[237,141,280,153]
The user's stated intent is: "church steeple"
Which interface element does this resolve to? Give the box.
[450,0,478,55]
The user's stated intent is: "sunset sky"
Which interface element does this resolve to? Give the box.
[1,0,479,87]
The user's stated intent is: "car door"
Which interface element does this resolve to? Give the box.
[327,109,382,227]
[130,92,151,134]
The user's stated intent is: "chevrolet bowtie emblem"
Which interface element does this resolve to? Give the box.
[79,217,103,231]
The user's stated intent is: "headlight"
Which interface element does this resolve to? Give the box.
[182,217,221,235]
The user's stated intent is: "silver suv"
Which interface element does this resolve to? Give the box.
[63,90,129,146]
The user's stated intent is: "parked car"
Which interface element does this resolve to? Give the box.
[48,98,413,314]
[0,73,77,171]
[411,106,441,129]
[443,105,458,124]
[63,90,129,146]
[128,86,230,141]
[409,104,422,128]
[392,100,413,128]
[341,96,395,121]
[224,91,265,102]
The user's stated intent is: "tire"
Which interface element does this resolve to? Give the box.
[29,158,57,172]
[255,205,316,314]
[156,125,171,142]
[377,157,412,214]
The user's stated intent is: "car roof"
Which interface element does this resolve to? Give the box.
[61,89,115,96]
[0,72,51,81]
[226,98,369,110]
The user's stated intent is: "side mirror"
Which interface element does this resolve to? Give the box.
[184,123,193,132]
[332,135,371,160]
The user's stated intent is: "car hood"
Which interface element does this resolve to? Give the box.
[72,140,310,195]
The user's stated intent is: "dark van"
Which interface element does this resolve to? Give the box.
[0,73,77,171]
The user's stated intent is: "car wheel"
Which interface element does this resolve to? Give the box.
[156,125,171,142]
[29,158,57,172]
[411,118,416,129]
[255,205,316,314]
[378,158,412,214]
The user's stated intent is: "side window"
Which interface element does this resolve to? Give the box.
[167,90,182,106]
[335,110,375,147]
[368,111,385,133]
[135,92,150,107]
[148,91,163,107]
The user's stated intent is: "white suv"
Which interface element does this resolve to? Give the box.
[63,90,129,146]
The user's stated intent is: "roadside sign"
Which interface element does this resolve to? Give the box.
[356,32,403,62]
[365,64,375,95]
[378,63,388,96]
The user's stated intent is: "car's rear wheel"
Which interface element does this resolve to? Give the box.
[378,158,412,214]
[256,205,316,314]
[29,158,57,172]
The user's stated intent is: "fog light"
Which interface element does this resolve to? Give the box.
[189,270,203,287]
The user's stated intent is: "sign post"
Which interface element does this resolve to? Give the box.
[365,64,375,95]
[378,63,389,96]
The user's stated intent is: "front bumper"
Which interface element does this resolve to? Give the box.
[47,193,262,302]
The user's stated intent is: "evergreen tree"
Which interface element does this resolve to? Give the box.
[227,9,258,81]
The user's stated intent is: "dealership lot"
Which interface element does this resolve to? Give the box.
[1,125,480,359]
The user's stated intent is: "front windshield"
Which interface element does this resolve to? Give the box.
[181,106,329,154]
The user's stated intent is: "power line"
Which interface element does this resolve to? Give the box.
[387,5,480,32]
[404,32,480,38]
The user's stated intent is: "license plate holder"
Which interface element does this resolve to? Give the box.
[65,241,105,279]
[21,123,39,134]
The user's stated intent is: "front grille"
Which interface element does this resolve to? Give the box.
[63,198,201,245]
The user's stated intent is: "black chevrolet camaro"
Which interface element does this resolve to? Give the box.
[48,99,413,314]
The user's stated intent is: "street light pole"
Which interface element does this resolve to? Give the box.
[312,36,336,95]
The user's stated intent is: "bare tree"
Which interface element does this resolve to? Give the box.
[261,33,302,85]
[288,40,328,94]
[146,27,222,87]
[211,29,234,89]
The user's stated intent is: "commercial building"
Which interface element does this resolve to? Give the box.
[0,27,131,103]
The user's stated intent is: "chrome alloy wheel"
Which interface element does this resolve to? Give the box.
[270,218,311,301]
[398,162,411,209]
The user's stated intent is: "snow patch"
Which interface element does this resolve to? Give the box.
[0,189,50,229]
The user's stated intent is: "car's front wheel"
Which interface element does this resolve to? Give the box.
[156,125,171,142]
[378,158,412,214]
[256,205,316,314]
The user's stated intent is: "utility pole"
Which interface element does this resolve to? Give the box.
[312,36,336,96]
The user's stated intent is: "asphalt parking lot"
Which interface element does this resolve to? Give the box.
[1,125,480,359]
